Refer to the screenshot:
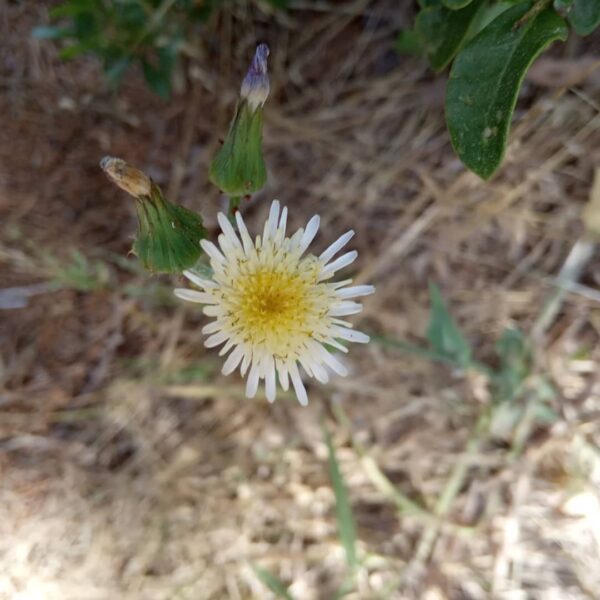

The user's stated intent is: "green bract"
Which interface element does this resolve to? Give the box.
[446,4,568,179]
[209,101,267,197]
[133,184,205,274]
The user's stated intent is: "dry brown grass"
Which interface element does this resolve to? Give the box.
[2,1,600,599]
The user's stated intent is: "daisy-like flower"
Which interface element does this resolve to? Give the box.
[174,200,374,405]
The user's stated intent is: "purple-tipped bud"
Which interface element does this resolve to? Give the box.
[240,43,270,111]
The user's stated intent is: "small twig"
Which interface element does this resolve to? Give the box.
[514,0,552,29]
[531,235,596,341]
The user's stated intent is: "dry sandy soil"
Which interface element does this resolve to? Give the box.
[2,2,600,599]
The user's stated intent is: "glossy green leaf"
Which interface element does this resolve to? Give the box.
[569,0,600,35]
[415,0,484,71]
[446,3,568,179]
[426,283,472,368]
[443,0,474,8]
[252,564,295,600]
[325,428,358,571]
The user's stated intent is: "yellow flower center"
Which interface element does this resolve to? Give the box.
[227,258,329,357]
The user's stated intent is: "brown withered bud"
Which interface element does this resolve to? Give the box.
[100,156,152,198]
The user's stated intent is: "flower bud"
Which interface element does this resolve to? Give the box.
[240,43,270,112]
[209,44,270,197]
[101,157,205,274]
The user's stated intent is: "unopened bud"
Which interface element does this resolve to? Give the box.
[209,45,270,197]
[100,156,152,198]
[240,43,270,112]
[100,157,205,274]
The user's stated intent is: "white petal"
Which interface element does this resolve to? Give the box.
[240,352,252,376]
[320,250,357,278]
[323,337,349,353]
[298,215,320,254]
[265,200,280,241]
[289,362,308,406]
[204,331,229,348]
[265,355,277,402]
[278,206,288,234]
[336,285,375,299]
[200,240,227,264]
[235,210,255,256]
[202,321,222,335]
[203,305,222,317]
[329,301,363,317]
[183,269,217,289]
[320,351,348,377]
[309,359,329,384]
[246,363,260,398]
[222,345,245,375]
[333,326,370,344]
[218,338,235,356]
[319,230,354,263]
[217,233,238,256]
[217,212,242,249]
[277,360,289,391]
[174,289,215,304]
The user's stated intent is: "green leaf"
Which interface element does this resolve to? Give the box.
[142,51,175,100]
[105,56,132,86]
[426,283,472,368]
[554,0,574,9]
[443,0,474,8]
[49,0,98,19]
[492,328,531,401]
[446,3,568,179]
[569,0,600,35]
[396,29,423,55]
[59,43,91,60]
[252,564,295,600]
[415,0,485,71]
[325,428,358,571]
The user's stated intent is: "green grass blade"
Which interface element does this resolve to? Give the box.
[251,564,295,600]
[324,428,358,571]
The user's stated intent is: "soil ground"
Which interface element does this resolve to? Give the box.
[2,2,600,599]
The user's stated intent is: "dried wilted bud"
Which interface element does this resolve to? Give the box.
[100,156,152,198]
[101,157,205,274]
[209,44,269,197]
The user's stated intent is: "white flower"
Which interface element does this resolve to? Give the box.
[174,200,374,405]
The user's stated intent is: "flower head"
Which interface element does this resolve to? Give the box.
[174,200,374,405]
